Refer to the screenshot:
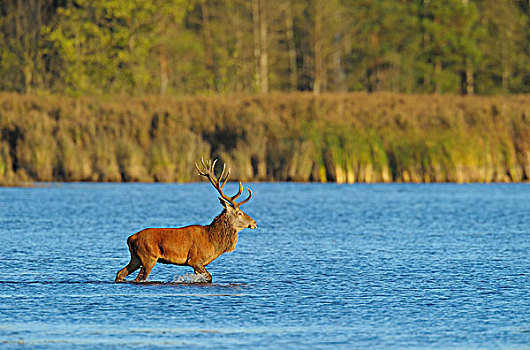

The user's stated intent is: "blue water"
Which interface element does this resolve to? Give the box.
[0,183,529,349]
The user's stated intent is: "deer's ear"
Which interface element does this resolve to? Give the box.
[219,197,234,210]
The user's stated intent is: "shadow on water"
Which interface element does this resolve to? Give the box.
[0,280,247,288]
[0,280,250,298]
[118,280,248,289]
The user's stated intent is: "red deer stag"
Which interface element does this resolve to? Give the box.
[115,159,257,283]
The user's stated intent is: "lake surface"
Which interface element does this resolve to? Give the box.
[0,183,529,349]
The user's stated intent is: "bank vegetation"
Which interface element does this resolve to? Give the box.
[0,93,528,184]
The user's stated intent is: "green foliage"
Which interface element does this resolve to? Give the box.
[1,0,529,95]
[344,0,422,92]
[42,0,190,95]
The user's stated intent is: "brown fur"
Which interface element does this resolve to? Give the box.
[115,204,256,283]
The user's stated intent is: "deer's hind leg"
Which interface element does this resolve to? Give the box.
[115,253,141,282]
[135,257,157,282]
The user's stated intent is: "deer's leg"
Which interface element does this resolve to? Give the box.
[115,253,141,282]
[135,258,157,282]
[191,263,212,283]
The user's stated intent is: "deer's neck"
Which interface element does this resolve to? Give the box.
[207,210,238,253]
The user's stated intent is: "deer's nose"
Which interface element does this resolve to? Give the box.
[249,221,257,229]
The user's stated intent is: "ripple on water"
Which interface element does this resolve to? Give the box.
[1,183,529,348]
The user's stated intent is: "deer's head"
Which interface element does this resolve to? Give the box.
[196,158,257,231]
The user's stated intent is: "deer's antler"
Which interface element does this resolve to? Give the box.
[237,187,252,205]
[195,158,252,207]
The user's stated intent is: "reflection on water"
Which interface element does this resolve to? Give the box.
[0,183,529,348]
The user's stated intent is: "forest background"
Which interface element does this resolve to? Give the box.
[0,0,529,183]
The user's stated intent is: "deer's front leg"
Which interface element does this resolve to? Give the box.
[191,263,212,283]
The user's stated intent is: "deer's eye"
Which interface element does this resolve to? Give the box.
[237,212,243,216]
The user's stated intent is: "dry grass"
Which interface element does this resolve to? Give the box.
[0,92,528,183]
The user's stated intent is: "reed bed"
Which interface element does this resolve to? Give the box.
[0,92,528,183]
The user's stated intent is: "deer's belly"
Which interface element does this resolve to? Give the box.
[158,257,187,265]
[157,242,189,265]
[157,249,188,265]
[158,258,186,265]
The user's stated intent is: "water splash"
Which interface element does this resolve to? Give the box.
[172,272,209,284]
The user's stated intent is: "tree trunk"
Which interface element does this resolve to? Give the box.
[284,2,298,91]
[434,57,442,94]
[332,35,345,92]
[200,1,214,89]
[434,14,441,94]
[502,28,511,91]
[313,0,323,95]
[462,0,474,95]
[258,0,268,93]
[465,58,474,94]
[234,7,244,92]
[16,0,33,94]
[252,0,261,91]
[423,0,431,92]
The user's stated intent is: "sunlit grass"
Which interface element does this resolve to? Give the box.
[0,92,528,183]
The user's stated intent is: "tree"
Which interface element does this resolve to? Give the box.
[45,0,189,95]
[1,0,530,95]
[252,0,268,93]
[475,0,529,93]
[295,0,346,94]
[0,0,59,93]
[344,0,420,92]
[420,0,481,93]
